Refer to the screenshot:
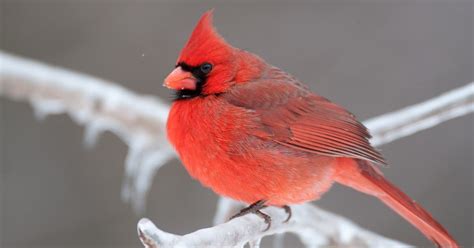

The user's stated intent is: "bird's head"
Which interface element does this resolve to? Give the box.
[164,10,266,100]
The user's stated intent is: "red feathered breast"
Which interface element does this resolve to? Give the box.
[167,95,337,205]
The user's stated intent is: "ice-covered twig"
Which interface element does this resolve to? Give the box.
[365,83,474,146]
[138,204,408,248]
[0,51,175,212]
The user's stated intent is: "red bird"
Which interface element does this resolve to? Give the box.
[164,11,458,247]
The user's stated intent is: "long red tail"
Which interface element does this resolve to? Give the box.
[335,158,458,248]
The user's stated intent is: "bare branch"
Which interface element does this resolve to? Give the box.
[1,51,472,247]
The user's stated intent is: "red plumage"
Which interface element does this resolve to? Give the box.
[165,10,458,247]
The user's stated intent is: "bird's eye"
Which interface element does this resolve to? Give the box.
[200,63,213,74]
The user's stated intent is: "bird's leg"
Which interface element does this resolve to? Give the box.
[229,200,272,231]
[280,205,292,223]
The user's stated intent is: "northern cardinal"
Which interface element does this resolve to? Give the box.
[164,10,458,247]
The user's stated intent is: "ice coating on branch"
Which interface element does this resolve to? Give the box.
[0,51,174,213]
[30,98,67,120]
[122,135,174,212]
[365,83,474,147]
[138,204,408,248]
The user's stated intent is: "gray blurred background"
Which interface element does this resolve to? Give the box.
[1,1,472,247]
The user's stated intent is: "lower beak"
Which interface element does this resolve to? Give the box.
[163,67,197,90]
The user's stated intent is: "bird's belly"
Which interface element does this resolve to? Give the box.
[181,145,337,206]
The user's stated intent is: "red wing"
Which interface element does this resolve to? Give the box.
[225,72,386,165]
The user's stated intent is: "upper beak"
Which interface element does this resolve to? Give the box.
[163,67,197,90]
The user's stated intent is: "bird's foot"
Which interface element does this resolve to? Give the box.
[281,205,292,223]
[229,200,272,231]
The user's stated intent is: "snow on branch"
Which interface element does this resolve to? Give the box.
[1,51,473,247]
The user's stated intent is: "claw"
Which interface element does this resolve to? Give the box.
[281,205,292,223]
[229,200,271,231]
[255,210,272,231]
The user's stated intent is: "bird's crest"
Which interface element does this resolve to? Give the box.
[177,10,235,66]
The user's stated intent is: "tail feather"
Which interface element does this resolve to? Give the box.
[335,158,458,248]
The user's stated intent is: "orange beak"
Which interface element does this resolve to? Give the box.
[163,67,197,91]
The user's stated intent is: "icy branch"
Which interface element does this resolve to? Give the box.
[1,51,472,247]
[365,83,474,147]
[0,51,174,212]
[138,204,407,248]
